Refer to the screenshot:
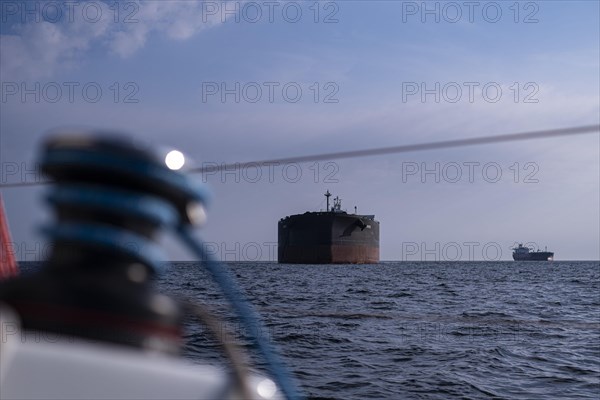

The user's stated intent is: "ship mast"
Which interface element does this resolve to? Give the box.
[325,190,331,212]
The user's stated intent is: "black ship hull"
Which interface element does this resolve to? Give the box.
[513,252,554,261]
[278,212,379,264]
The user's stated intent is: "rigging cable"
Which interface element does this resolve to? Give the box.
[1,124,598,189]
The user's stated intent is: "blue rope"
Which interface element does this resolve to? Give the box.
[42,222,167,274]
[177,225,303,400]
[47,184,180,227]
[42,149,212,205]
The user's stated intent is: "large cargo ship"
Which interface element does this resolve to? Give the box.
[512,243,554,261]
[278,191,379,264]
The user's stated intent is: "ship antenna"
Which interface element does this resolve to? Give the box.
[325,190,331,212]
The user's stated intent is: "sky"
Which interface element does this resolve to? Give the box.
[1,0,599,261]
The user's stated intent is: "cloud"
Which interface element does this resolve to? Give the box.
[109,1,229,57]
[1,21,100,79]
[0,0,231,79]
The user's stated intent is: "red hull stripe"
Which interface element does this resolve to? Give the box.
[0,194,19,279]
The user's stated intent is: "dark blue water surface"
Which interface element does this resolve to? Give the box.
[157,261,600,399]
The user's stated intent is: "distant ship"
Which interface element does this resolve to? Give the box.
[512,243,554,261]
[278,191,379,264]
